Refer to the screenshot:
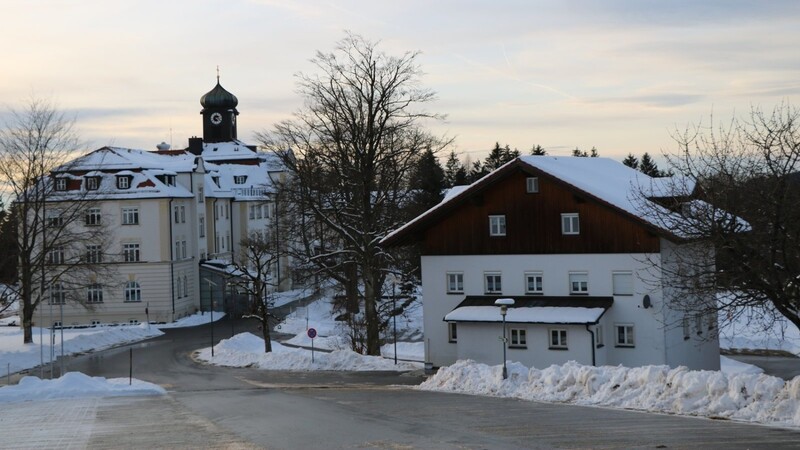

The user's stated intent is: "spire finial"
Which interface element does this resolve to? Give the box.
[216,65,220,83]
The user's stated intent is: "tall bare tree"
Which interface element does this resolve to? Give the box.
[651,102,800,334]
[258,33,448,355]
[231,230,279,352]
[0,97,113,343]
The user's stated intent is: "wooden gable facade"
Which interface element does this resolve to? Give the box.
[385,161,663,255]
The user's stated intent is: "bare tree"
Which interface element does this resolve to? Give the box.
[258,33,448,355]
[650,102,800,334]
[231,230,279,352]
[0,97,113,343]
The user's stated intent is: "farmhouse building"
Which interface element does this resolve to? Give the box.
[381,156,721,370]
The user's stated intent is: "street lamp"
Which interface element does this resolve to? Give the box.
[203,278,218,357]
[494,298,515,379]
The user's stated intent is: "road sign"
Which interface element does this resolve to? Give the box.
[307,328,317,339]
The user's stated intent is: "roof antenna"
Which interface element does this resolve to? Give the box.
[216,65,220,84]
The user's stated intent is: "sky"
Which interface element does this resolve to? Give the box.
[2,0,799,163]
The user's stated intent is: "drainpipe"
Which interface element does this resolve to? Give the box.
[169,199,175,321]
[585,324,596,366]
[229,199,234,262]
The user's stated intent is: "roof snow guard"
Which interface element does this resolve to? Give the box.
[444,296,613,325]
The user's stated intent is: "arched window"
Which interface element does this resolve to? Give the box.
[124,281,141,302]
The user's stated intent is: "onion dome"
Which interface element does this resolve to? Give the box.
[200,81,238,109]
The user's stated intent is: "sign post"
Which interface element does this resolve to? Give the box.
[307,327,317,363]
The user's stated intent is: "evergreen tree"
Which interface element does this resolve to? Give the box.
[530,144,547,155]
[484,142,506,170]
[639,152,662,177]
[408,148,445,216]
[572,147,588,157]
[589,146,599,157]
[468,159,487,183]
[622,153,639,169]
[443,151,468,187]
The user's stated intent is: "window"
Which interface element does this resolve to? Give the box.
[525,272,543,294]
[263,204,271,219]
[122,243,140,262]
[448,322,457,343]
[174,206,180,223]
[129,319,140,325]
[225,203,229,219]
[595,325,604,347]
[249,205,256,220]
[569,272,588,294]
[615,324,635,347]
[180,206,186,223]
[256,204,263,219]
[561,213,580,235]
[50,283,66,305]
[124,281,141,302]
[526,177,539,193]
[234,175,247,185]
[86,244,102,263]
[181,241,187,259]
[612,272,634,296]
[489,215,506,236]
[54,178,67,191]
[682,316,691,340]
[175,241,181,260]
[510,328,527,348]
[199,216,205,238]
[121,207,139,225]
[85,208,101,226]
[176,277,183,298]
[549,329,568,349]
[87,284,103,303]
[85,177,99,190]
[46,211,63,227]
[695,315,703,336]
[198,187,204,203]
[484,273,502,294]
[116,176,130,190]
[214,204,219,220]
[53,321,62,328]
[446,273,464,294]
[48,246,65,265]
[91,320,101,326]
[707,314,717,331]
[164,175,175,186]
[183,275,189,297]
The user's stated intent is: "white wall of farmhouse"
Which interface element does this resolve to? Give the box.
[421,251,720,371]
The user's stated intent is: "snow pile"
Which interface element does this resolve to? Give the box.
[196,332,421,371]
[0,324,163,375]
[284,331,349,350]
[420,360,800,427]
[0,372,165,403]
[156,311,226,329]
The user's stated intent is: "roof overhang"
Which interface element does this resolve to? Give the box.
[443,295,613,325]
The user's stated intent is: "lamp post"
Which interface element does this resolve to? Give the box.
[494,298,515,379]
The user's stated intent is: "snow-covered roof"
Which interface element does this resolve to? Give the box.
[443,296,613,324]
[201,141,258,162]
[62,146,196,172]
[381,156,739,245]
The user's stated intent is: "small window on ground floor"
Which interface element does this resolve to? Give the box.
[549,328,567,349]
[615,324,635,347]
[510,328,527,348]
[448,322,457,343]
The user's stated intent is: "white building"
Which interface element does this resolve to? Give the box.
[381,156,722,370]
[36,81,291,326]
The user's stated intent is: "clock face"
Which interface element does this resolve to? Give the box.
[210,112,223,125]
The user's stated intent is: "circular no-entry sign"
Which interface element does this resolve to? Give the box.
[307,328,317,339]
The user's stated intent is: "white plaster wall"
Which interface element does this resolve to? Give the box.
[422,253,671,368]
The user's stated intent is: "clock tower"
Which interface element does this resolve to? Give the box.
[200,77,239,143]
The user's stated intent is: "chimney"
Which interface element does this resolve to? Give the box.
[188,136,203,156]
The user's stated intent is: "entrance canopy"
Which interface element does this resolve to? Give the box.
[444,296,613,325]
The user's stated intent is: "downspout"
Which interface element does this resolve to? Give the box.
[585,324,596,366]
[169,198,175,320]
[229,199,234,262]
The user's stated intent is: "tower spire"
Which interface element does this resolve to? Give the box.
[216,65,220,84]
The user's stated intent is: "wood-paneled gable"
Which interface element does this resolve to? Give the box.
[420,168,661,255]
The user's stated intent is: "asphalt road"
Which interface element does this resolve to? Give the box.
[53,316,800,449]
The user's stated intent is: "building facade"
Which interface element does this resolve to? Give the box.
[381,156,721,370]
[35,81,291,326]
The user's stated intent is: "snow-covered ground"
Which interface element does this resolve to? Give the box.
[0,311,226,377]
[0,372,165,403]
[719,305,800,355]
[420,358,800,428]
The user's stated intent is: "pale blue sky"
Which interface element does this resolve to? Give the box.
[3,0,798,161]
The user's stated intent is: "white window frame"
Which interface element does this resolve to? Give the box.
[48,246,65,265]
[122,243,140,262]
[198,187,204,203]
[199,215,205,237]
[50,283,66,305]
[526,177,539,193]
[249,205,255,220]
[549,328,568,349]
[446,272,464,294]
[612,271,634,296]
[484,272,502,294]
[180,205,186,223]
[181,241,187,259]
[234,175,247,185]
[54,178,67,191]
[121,207,139,225]
[561,213,580,235]
[448,322,457,343]
[124,281,142,302]
[569,272,589,295]
[525,272,543,294]
[183,275,189,297]
[85,208,101,226]
[87,284,103,303]
[85,177,99,190]
[117,176,130,190]
[615,324,635,347]
[489,215,506,237]
[510,328,527,348]
[86,244,102,264]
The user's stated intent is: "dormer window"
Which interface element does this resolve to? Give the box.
[85,177,100,191]
[156,174,176,186]
[212,176,220,187]
[54,178,67,191]
[116,176,131,190]
[233,175,247,185]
